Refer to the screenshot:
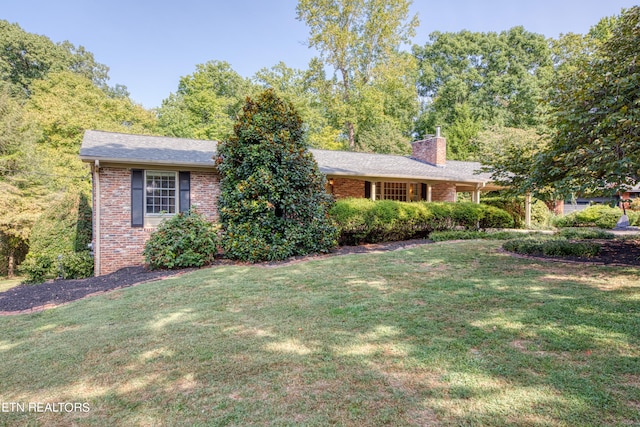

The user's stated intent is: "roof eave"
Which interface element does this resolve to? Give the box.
[79,155,217,169]
[322,170,494,185]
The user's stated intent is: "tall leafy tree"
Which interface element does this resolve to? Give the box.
[0,20,112,97]
[217,89,338,262]
[254,62,344,149]
[538,6,640,196]
[157,60,254,141]
[296,0,419,151]
[413,27,553,158]
[0,86,46,276]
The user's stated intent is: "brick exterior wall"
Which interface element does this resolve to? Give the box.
[411,136,447,166]
[430,183,457,202]
[94,167,219,276]
[331,177,365,199]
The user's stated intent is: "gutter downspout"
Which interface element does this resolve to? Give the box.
[94,160,101,276]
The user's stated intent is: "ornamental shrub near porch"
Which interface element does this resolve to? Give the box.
[216,90,338,262]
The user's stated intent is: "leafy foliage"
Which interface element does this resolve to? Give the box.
[0,20,110,97]
[330,198,514,245]
[157,61,251,141]
[539,6,640,196]
[481,194,551,228]
[557,228,615,240]
[143,210,218,270]
[503,237,601,258]
[297,0,419,150]
[217,89,338,262]
[18,191,93,283]
[553,205,639,229]
[428,230,527,242]
[413,27,552,158]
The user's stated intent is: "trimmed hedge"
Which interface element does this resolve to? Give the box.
[557,228,615,240]
[554,205,640,229]
[428,230,532,242]
[503,238,601,258]
[330,199,514,245]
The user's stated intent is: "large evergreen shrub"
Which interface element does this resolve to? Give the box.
[216,89,338,262]
[19,191,93,283]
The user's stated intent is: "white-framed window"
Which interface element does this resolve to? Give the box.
[145,171,177,215]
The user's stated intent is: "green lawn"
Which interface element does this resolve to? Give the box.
[1,241,639,426]
[0,277,23,293]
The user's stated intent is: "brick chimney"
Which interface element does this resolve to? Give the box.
[411,126,446,167]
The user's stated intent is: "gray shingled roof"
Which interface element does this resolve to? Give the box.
[310,148,492,184]
[80,130,218,167]
[80,130,493,184]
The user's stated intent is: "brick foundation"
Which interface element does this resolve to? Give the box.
[94,167,219,276]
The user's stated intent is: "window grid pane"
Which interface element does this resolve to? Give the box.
[146,172,177,214]
[383,182,407,201]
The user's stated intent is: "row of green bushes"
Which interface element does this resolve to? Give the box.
[328,198,514,245]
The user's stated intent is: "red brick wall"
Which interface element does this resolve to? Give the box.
[95,167,219,276]
[331,177,365,199]
[431,183,457,202]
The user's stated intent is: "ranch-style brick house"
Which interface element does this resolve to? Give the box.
[79,129,501,276]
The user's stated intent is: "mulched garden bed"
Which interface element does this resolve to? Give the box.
[514,238,640,267]
[1,238,638,315]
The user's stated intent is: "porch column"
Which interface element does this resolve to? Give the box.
[525,192,532,228]
[472,189,481,204]
[427,184,432,202]
[370,181,376,200]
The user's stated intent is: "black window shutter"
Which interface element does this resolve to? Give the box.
[179,171,191,213]
[364,181,371,199]
[421,183,427,201]
[131,169,144,227]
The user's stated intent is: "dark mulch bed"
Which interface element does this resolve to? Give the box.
[1,238,638,314]
[520,238,640,267]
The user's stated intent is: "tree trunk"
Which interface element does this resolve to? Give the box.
[347,122,355,151]
[7,247,15,278]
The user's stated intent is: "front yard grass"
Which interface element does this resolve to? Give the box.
[0,240,639,426]
[0,276,23,293]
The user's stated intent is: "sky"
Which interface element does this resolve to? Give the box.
[3,0,637,109]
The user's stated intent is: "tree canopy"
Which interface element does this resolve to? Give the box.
[536,6,640,196]
[296,0,419,151]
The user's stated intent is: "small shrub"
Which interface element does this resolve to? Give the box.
[557,228,614,240]
[59,251,94,279]
[19,254,54,284]
[143,210,218,270]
